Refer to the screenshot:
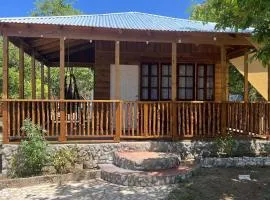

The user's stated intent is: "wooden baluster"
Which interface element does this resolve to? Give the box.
[115,101,122,142]
[106,103,109,136]
[167,102,169,136]
[100,102,103,135]
[132,102,135,136]
[17,102,20,137]
[41,101,45,135]
[203,103,206,136]
[153,103,156,135]
[186,103,190,136]
[12,102,15,137]
[149,103,152,136]
[21,102,25,137]
[157,103,160,136]
[190,103,194,137]
[182,103,185,137]
[177,103,180,137]
[136,102,139,136]
[92,102,95,135]
[161,103,164,136]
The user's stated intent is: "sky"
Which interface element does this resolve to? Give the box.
[0,0,203,18]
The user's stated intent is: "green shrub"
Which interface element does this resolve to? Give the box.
[52,147,78,174]
[214,134,236,157]
[10,119,48,177]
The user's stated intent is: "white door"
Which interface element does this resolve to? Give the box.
[110,65,139,100]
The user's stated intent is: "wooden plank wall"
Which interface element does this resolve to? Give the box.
[94,41,221,100]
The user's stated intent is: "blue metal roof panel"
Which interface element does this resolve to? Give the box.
[0,12,253,34]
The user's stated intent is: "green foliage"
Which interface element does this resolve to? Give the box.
[191,0,270,67]
[32,0,82,16]
[214,134,236,157]
[52,147,78,174]
[10,119,48,177]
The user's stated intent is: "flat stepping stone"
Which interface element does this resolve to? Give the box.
[113,152,180,171]
[99,163,198,186]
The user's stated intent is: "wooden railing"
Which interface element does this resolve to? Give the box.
[2,100,270,143]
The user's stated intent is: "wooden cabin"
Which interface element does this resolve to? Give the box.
[0,12,269,143]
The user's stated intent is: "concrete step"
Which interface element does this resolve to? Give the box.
[99,163,198,186]
[113,151,180,171]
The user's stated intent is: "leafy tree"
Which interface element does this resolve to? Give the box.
[0,0,94,99]
[191,0,265,100]
[32,0,82,16]
[191,0,270,67]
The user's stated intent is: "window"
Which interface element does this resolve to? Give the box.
[161,64,171,100]
[177,64,195,100]
[141,63,159,100]
[197,64,214,100]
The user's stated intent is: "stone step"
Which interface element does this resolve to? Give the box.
[99,163,198,186]
[113,151,180,171]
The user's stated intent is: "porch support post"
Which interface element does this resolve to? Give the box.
[114,41,122,142]
[115,41,121,99]
[244,52,249,102]
[2,33,9,144]
[31,51,36,99]
[41,62,45,99]
[268,66,270,101]
[221,45,227,135]
[171,42,178,140]
[47,66,51,99]
[59,37,67,142]
[19,41,24,99]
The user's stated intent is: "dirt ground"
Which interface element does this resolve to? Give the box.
[168,167,270,200]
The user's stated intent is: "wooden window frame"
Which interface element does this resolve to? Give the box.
[196,64,215,101]
[140,63,159,101]
[160,63,172,101]
[177,63,196,100]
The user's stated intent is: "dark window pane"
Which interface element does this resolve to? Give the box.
[179,65,186,76]
[168,65,172,75]
[162,88,169,99]
[186,89,193,99]
[207,89,213,100]
[162,65,168,76]
[142,77,148,87]
[198,77,204,88]
[186,77,194,87]
[178,89,185,99]
[142,65,148,75]
[169,77,171,87]
[162,77,168,87]
[151,89,158,99]
[207,77,213,88]
[168,89,171,99]
[142,88,148,99]
[207,65,214,76]
[186,66,193,76]
[198,65,204,76]
[179,77,186,87]
[151,65,158,75]
[151,77,158,87]
[197,89,204,100]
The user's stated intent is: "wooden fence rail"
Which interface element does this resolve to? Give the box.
[1,100,270,143]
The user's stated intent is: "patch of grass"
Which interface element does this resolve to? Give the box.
[168,168,270,200]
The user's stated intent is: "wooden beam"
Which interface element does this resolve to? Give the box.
[171,42,178,140]
[31,51,36,99]
[3,24,251,46]
[268,66,270,101]
[220,45,227,135]
[41,62,45,99]
[115,41,120,99]
[47,66,51,99]
[244,52,249,102]
[59,37,66,142]
[19,41,24,99]
[171,43,177,100]
[2,33,9,144]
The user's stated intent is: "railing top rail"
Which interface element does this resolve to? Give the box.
[0,99,122,103]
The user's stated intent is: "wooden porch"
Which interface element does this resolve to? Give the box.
[3,100,270,143]
[1,13,269,143]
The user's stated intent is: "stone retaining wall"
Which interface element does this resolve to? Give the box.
[2,140,270,175]
[201,157,270,168]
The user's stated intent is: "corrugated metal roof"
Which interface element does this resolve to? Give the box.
[0,12,253,34]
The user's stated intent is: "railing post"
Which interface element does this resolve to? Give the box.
[59,101,67,142]
[59,37,66,142]
[221,102,227,135]
[2,33,9,144]
[171,101,178,141]
[144,103,149,136]
[115,101,122,142]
